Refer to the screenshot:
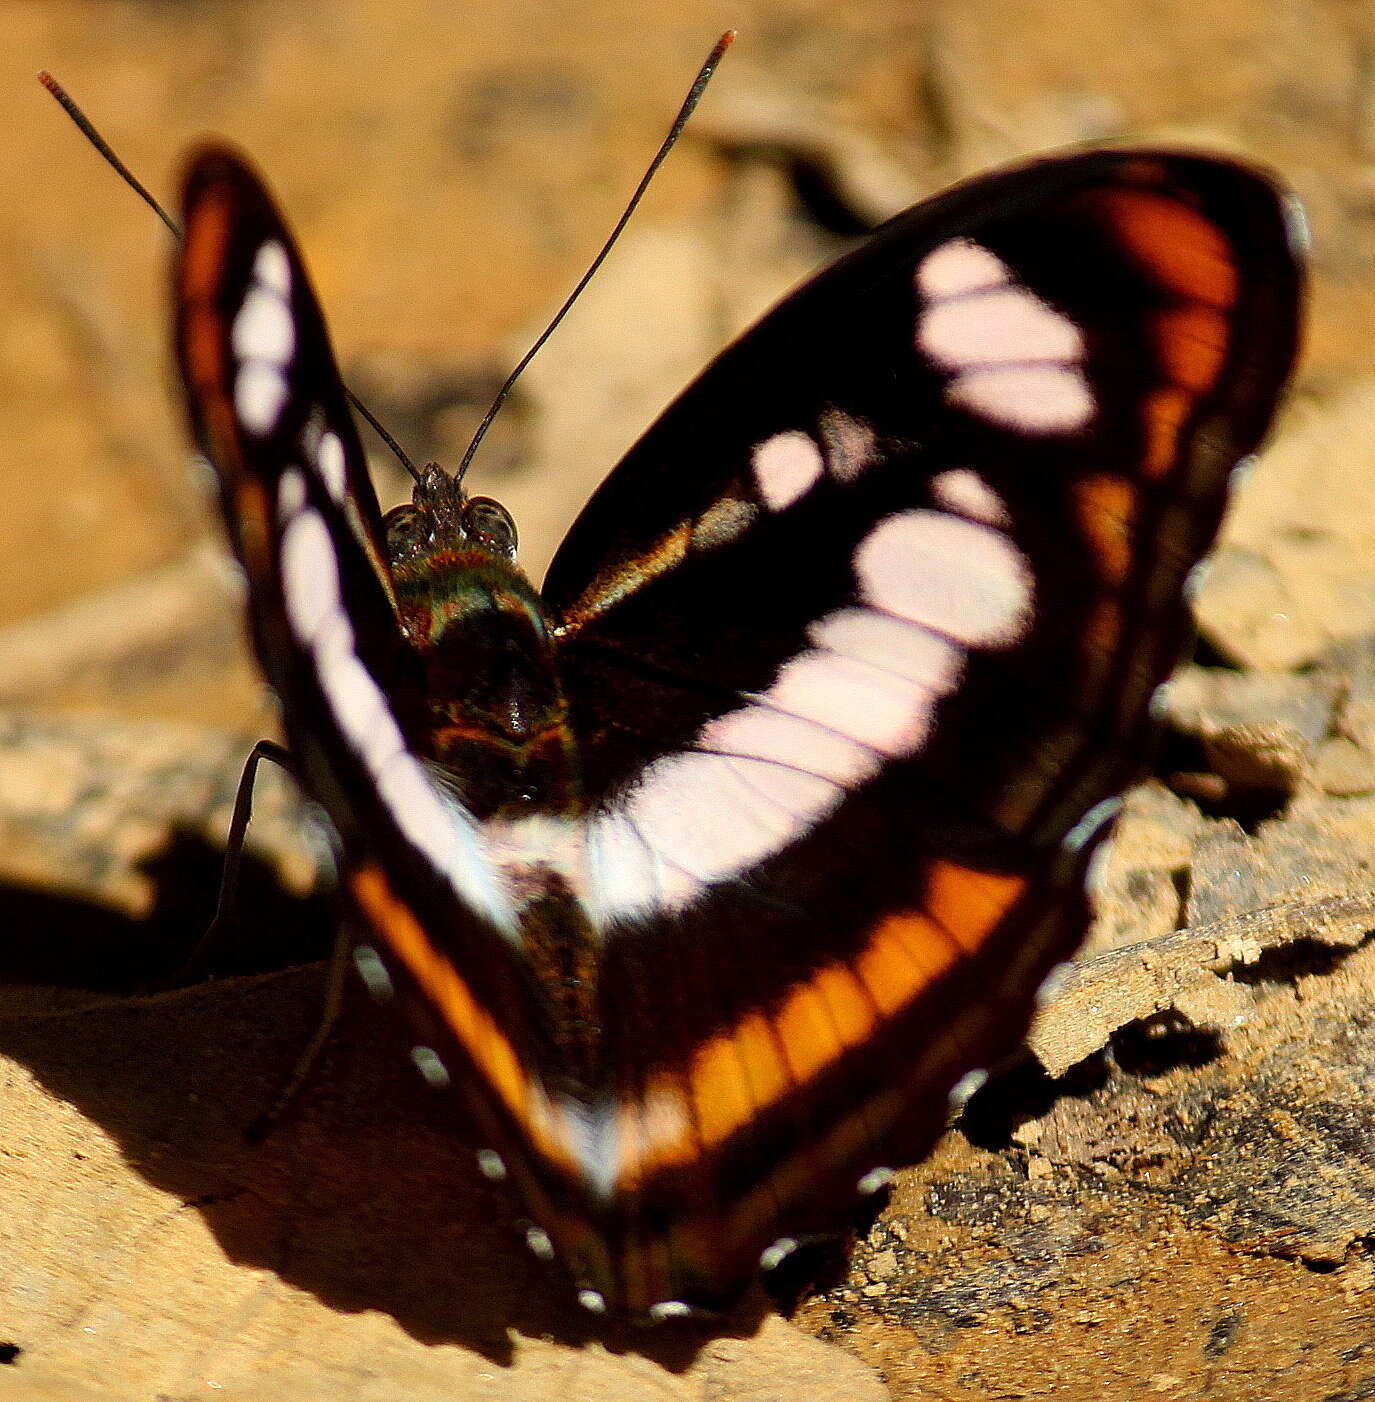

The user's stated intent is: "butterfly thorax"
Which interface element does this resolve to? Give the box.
[385,467,579,821]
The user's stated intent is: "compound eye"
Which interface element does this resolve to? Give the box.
[384,504,431,561]
[465,496,517,558]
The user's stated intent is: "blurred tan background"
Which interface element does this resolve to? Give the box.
[5,0,1374,725]
[6,4,1375,1401]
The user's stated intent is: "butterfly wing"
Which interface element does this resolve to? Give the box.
[174,144,1303,1317]
[537,151,1303,1307]
[174,148,574,1215]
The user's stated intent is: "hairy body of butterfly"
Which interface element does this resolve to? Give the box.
[174,144,1303,1317]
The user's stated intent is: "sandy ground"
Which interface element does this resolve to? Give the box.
[2,1,1375,1398]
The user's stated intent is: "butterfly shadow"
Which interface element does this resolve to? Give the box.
[0,828,764,1368]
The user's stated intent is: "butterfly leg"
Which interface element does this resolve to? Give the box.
[191,737,354,1140]
[245,915,353,1142]
[177,738,297,983]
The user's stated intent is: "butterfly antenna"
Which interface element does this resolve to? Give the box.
[38,70,424,485]
[456,29,737,481]
[39,71,182,237]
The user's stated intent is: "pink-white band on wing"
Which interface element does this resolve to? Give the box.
[916,237,1093,435]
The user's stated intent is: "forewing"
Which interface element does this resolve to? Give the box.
[536,151,1303,1309]
[174,147,574,1217]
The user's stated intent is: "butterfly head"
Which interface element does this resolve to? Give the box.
[384,461,518,570]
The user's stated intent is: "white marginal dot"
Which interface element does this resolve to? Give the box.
[759,1237,799,1271]
[352,944,394,1001]
[931,468,1011,527]
[855,510,1032,648]
[753,430,824,511]
[476,1148,508,1182]
[253,240,291,296]
[1149,680,1173,722]
[648,1300,695,1322]
[949,1068,989,1108]
[857,1166,895,1195]
[1062,795,1124,855]
[577,1289,608,1314]
[235,362,288,435]
[409,1045,451,1089]
[525,1226,556,1262]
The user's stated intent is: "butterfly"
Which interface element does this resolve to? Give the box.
[172,142,1303,1317]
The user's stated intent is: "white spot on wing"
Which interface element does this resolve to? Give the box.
[232,284,295,365]
[916,237,1009,299]
[948,365,1092,432]
[277,466,307,522]
[921,286,1081,367]
[317,431,348,501]
[753,430,824,511]
[854,510,1032,647]
[819,408,879,482]
[280,509,340,645]
[807,607,962,688]
[524,1226,555,1261]
[702,705,872,788]
[235,362,288,435]
[916,237,1093,435]
[765,649,938,757]
[648,1300,695,1321]
[931,469,1011,527]
[233,240,295,437]
[253,240,291,296]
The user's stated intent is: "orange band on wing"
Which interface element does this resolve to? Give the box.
[1074,473,1135,588]
[924,861,1027,953]
[1095,187,1239,309]
[178,193,237,440]
[349,862,572,1170]
[1155,302,1230,394]
[616,866,1027,1186]
[1092,186,1242,479]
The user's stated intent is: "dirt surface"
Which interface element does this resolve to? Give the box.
[4,1,1375,1398]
